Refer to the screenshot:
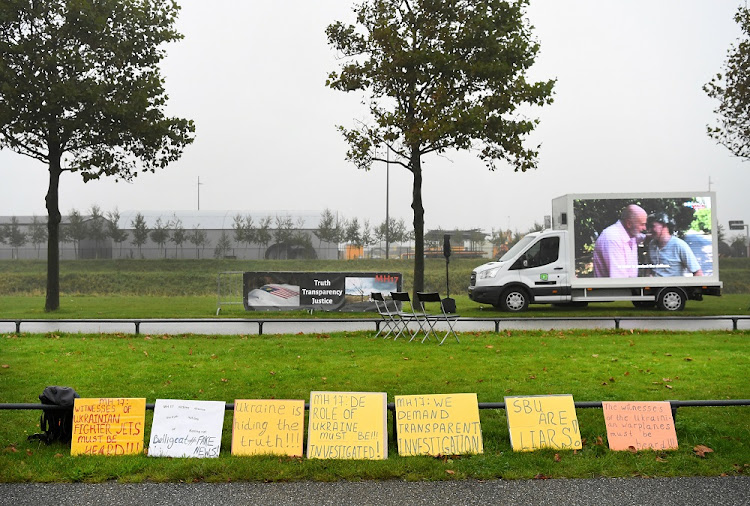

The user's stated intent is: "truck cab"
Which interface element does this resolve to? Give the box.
[469,230,570,311]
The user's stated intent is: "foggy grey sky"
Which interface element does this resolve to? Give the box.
[0,0,748,236]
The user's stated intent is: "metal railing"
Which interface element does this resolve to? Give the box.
[1,315,749,335]
[2,399,748,426]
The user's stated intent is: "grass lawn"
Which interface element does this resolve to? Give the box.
[0,329,748,482]
[1,257,748,319]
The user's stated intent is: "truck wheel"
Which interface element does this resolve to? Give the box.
[656,288,686,311]
[500,288,529,312]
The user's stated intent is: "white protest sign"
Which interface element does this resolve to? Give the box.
[148,399,226,458]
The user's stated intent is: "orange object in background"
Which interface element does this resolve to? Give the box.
[345,244,363,259]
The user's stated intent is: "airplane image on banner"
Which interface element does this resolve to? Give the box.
[247,284,301,308]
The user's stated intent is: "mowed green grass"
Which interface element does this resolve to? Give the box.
[0,257,748,318]
[0,330,748,482]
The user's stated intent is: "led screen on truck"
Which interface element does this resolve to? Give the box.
[572,196,713,279]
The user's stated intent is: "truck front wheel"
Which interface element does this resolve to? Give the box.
[500,288,529,312]
[656,288,686,311]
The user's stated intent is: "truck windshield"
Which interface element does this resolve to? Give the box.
[498,235,536,262]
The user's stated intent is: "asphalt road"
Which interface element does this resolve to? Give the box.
[1,477,748,506]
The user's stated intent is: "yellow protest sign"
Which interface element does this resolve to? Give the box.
[71,398,146,456]
[602,401,678,451]
[505,395,582,452]
[395,393,483,456]
[306,391,387,460]
[231,399,305,457]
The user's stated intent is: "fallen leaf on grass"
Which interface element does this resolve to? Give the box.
[656,456,668,463]
[554,453,561,462]
[54,453,63,458]
[26,449,32,456]
[1,364,9,369]
[694,445,714,458]
[485,345,494,349]
[143,351,148,357]
[684,357,693,361]
[4,446,17,453]
[533,474,550,480]
[445,469,455,475]
[221,378,228,383]
[627,446,637,454]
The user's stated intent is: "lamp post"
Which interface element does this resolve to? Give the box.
[385,147,390,259]
[197,176,204,211]
[729,220,749,258]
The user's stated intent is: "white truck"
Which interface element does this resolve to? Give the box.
[469,192,722,311]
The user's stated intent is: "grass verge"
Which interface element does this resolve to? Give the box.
[1,294,748,320]
[0,330,748,482]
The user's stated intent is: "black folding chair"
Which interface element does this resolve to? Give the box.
[389,291,422,341]
[371,292,401,339]
[415,292,461,345]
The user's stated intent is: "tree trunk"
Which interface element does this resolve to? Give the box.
[410,146,424,305]
[45,154,62,312]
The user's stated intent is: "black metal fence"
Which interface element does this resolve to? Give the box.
[2,315,749,335]
[2,399,748,429]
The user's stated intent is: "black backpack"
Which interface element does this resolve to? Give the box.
[28,386,80,445]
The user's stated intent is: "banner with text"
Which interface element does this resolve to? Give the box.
[306,391,388,460]
[395,393,483,456]
[243,272,401,312]
[71,398,146,456]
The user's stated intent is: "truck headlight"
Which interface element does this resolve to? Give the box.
[478,267,499,279]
